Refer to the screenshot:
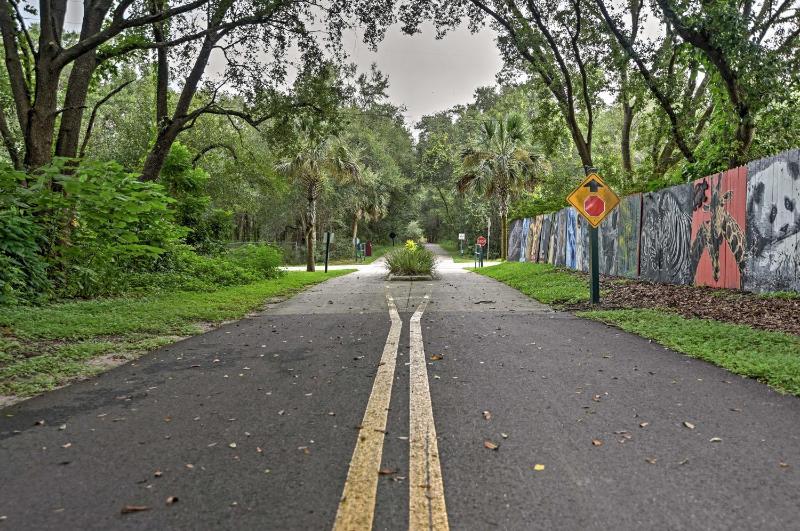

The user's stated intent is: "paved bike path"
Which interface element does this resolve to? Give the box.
[1,246,799,529]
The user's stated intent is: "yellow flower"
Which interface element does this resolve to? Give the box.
[404,240,418,251]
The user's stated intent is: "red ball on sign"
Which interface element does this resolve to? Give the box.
[584,196,605,217]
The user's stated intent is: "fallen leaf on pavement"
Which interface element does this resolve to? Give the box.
[645,457,657,464]
[430,354,443,361]
[61,443,72,449]
[378,467,397,475]
[229,442,237,448]
[501,433,508,439]
[533,464,545,471]
[121,505,150,514]
[683,421,695,430]
[154,470,163,478]
[185,464,194,469]
[166,496,178,505]
[482,411,492,420]
[709,437,722,443]
[591,439,603,447]
[484,440,499,450]
[639,422,649,428]
[34,419,45,426]
[779,462,789,468]
[592,395,601,402]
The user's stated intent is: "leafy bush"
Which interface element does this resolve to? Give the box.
[161,143,232,253]
[0,168,51,303]
[1,159,283,304]
[225,244,283,278]
[385,243,436,276]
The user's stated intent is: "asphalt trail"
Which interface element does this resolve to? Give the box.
[1,246,799,530]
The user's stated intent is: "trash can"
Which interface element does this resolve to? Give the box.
[365,241,372,257]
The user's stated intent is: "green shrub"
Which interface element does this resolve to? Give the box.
[385,242,436,276]
[225,244,283,278]
[0,169,51,303]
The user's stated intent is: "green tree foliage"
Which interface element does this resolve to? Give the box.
[458,113,540,259]
[276,120,362,271]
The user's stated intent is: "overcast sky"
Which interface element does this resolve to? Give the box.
[347,22,504,128]
[56,3,505,130]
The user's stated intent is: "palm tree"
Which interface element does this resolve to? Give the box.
[458,113,539,260]
[347,169,390,253]
[277,126,361,272]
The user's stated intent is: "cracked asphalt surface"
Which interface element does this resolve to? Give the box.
[1,244,799,530]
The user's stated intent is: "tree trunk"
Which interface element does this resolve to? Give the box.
[141,121,183,180]
[0,106,21,169]
[351,213,359,257]
[621,100,634,175]
[25,66,60,169]
[54,0,108,159]
[152,0,169,126]
[140,29,222,181]
[499,195,509,260]
[306,183,317,272]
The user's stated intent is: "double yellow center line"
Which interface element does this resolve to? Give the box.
[333,294,449,531]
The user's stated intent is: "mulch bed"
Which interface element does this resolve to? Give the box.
[564,274,800,337]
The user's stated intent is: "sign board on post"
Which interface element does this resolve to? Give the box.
[324,232,334,273]
[566,173,619,304]
[566,173,619,227]
[476,235,487,247]
[458,233,465,240]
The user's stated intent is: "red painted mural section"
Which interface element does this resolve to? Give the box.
[690,166,748,289]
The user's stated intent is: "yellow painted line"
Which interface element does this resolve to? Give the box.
[333,294,402,531]
[409,295,449,531]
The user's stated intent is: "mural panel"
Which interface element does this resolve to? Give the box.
[640,184,694,284]
[538,214,552,263]
[526,216,544,262]
[690,168,748,288]
[554,209,568,266]
[566,209,578,269]
[518,217,531,262]
[575,213,589,272]
[507,219,523,262]
[614,194,642,277]
[744,149,800,292]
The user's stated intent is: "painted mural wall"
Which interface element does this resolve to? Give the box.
[507,219,523,262]
[743,150,800,292]
[507,149,799,293]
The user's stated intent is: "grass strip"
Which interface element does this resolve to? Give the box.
[472,261,589,304]
[580,309,800,396]
[0,270,353,398]
[438,240,478,263]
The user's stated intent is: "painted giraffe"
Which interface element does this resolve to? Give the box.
[690,176,747,281]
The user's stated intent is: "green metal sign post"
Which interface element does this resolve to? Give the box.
[588,226,600,304]
[567,170,619,305]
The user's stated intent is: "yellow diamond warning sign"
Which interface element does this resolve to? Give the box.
[566,173,620,228]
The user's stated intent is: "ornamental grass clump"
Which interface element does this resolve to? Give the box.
[385,241,436,277]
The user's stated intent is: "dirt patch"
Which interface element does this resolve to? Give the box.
[0,395,19,408]
[565,275,800,336]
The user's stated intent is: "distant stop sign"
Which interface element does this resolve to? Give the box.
[584,196,605,217]
[476,236,487,247]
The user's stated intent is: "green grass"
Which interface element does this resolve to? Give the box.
[325,244,390,265]
[438,240,479,263]
[0,270,353,398]
[475,262,800,396]
[580,309,800,396]
[758,290,800,300]
[473,261,589,304]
